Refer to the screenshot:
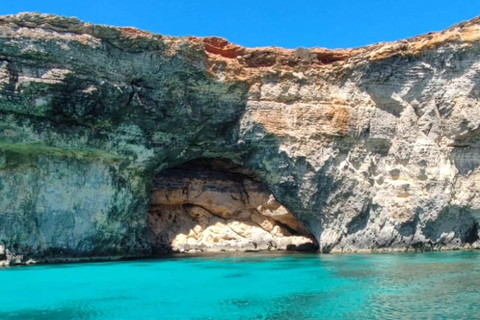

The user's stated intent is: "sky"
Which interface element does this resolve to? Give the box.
[1,0,480,49]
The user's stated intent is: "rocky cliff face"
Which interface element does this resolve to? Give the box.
[1,13,480,265]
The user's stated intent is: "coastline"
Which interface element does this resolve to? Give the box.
[2,246,480,268]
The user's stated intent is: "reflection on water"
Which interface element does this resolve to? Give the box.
[1,251,479,319]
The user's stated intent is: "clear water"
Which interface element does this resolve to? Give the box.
[1,251,480,320]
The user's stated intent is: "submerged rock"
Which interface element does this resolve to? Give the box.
[1,13,480,264]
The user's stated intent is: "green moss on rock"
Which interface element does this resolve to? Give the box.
[0,142,123,168]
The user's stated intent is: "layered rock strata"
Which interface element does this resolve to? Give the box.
[1,13,480,264]
[148,159,316,253]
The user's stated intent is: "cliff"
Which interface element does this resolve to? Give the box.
[1,13,480,265]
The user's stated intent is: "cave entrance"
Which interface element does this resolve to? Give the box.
[148,158,318,254]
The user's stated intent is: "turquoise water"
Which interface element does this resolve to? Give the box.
[1,251,480,320]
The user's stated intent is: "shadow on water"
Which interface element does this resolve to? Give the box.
[0,306,100,320]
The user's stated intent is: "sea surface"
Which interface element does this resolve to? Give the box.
[1,251,480,320]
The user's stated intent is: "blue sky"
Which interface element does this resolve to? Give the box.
[2,1,480,49]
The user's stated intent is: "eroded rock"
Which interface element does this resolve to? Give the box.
[1,13,480,264]
[148,159,317,253]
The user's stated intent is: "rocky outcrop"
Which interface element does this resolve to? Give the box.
[1,13,480,264]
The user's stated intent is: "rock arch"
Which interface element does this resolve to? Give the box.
[148,158,318,253]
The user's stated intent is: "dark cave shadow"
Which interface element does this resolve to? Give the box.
[422,206,479,246]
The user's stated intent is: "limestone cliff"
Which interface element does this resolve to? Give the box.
[1,13,480,265]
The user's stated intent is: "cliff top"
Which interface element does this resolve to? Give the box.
[1,12,479,80]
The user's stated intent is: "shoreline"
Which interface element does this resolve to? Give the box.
[2,246,479,268]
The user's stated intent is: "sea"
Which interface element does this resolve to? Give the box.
[1,251,479,319]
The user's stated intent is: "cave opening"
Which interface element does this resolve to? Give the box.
[148,158,318,254]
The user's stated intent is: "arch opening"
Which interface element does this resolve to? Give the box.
[148,158,318,253]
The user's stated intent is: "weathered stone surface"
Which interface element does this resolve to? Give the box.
[1,13,480,264]
[148,159,316,253]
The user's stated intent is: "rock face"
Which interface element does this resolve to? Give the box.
[148,159,316,253]
[1,13,480,264]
